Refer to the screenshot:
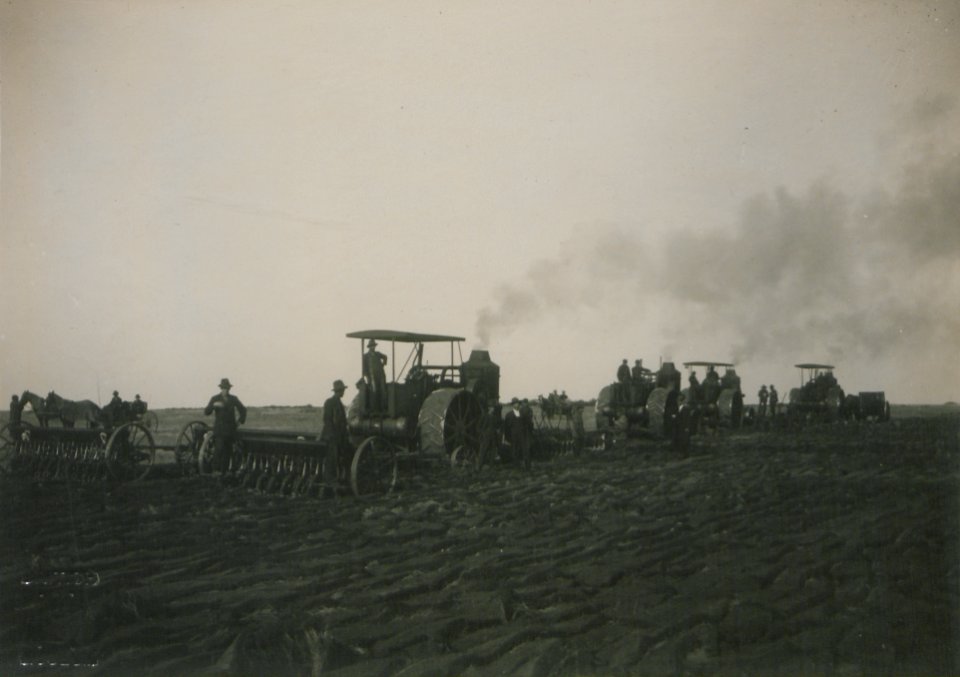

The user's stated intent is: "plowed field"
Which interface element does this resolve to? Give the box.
[1,413,957,676]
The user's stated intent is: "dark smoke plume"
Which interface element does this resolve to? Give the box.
[476,95,960,368]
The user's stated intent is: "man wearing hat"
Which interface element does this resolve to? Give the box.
[321,379,350,495]
[131,394,148,418]
[204,378,247,475]
[502,397,532,469]
[362,339,388,413]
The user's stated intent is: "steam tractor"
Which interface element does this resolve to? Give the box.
[787,363,845,424]
[682,361,744,431]
[345,330,500,492]
[596,360,682,438]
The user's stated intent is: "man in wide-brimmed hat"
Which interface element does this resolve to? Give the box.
[362,339,388,413]
[321,379,350,496]
[204,378,247,475]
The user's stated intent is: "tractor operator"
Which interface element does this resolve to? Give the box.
[321,379,350,497]
[204,378,247,475]
[617,359,631,404]
[363,339,388,413]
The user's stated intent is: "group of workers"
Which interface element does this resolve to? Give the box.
[615,358,653,404]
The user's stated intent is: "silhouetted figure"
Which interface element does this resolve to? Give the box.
[321,380,350,495]
[363,339,388,413]
[204,378,247,474]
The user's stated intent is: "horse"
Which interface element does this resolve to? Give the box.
[44,391,102,428]
[19,390,57,427]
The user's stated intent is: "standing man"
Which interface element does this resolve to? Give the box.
[106,390,124,426]
[672,393,693,455]
[757,385,769,418]
[321,379,350,496]
[769,385,779,417]
[204,378,247,475]
[131,394,147,418]
[617,359,631,404]
[363,339,388,413]
[9,394,22,431]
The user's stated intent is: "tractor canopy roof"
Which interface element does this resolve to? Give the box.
[794,363,834,370]
[347,330,465,343]
[682,361,735,369]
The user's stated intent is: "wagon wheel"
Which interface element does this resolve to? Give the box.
[174,420,209,476]
[350,436,398,497]
[0,423,20,476]
[106,422,156,481]
[418,389,483,457]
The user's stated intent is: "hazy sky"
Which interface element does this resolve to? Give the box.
[2,0,958,408]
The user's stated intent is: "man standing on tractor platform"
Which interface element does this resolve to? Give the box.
[363,339,388,413]
[769,385,779,417]
[204,378,247,476]
[321,379,350,497]
[758,385,769,417]
[617,359,631,404]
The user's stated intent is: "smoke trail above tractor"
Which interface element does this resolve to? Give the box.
[476,94,960,372]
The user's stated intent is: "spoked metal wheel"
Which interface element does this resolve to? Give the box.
[106,422,156,481]
[418,389,483,457]
[0,423,20,476]
[350,436,398,497]
[174,420,209,476]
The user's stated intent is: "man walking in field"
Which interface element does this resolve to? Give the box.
[204,378,247,475]
[321,379,350,496]
[758,385,769,417]
[769,385,779,417]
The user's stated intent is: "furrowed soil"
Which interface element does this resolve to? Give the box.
[1,412,958,676]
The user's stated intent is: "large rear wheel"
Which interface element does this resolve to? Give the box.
[418,389,483,457]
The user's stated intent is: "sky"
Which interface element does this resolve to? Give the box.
[2,0,959,408]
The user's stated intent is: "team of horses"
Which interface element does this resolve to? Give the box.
[18,390,103,428]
